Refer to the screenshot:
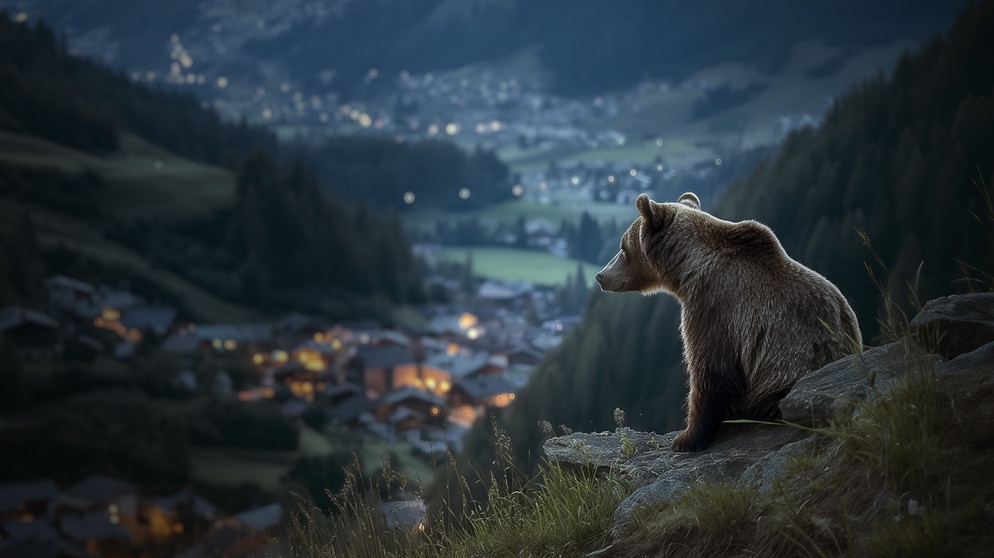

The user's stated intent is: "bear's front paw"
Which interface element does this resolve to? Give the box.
[671,429,711,452]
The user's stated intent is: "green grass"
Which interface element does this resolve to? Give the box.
[191,428,437,495]
[191,447,297,492]
[0,196,254,323]
[437,246,601,286]
[0,131,235,219]
[279,454,630,558]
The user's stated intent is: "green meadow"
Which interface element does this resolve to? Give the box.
[438,246,600,286]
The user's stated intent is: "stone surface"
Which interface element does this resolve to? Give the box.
[542,294,993,529]
[779,340,940,426]
[543,423,810,525]
[910,292,994,358]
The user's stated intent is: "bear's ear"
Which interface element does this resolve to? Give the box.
[677,192,701,210]
[636,193,658,227]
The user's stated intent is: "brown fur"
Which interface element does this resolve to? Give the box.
[596,192,862,452]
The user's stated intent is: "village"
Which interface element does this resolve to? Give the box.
[0,267,579,558]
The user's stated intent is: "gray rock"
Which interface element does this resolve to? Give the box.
[910,293,994,358]
[543,422,810,525]
[779,340,940,426]
[542,294,994,530]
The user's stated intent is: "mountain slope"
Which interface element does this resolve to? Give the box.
[467,0,994,470]
[0,17,423,319]
[5,0,964,98]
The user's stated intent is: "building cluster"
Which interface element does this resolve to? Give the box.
[0,475,278,558]
[0,273,578,556]
[3,274,570,450]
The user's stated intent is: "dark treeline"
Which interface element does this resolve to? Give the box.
[103,150,425,318]
[242,0,960,97]
[0,14,511,210]
[302,137,512,211]
[463,0,994,475]
[0,14,513,317]
[0,14,277,162]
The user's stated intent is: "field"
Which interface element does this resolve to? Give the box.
[0,131,235,219]
[190,427,437,492]
[0,129,252,322]
[437,246,600,286]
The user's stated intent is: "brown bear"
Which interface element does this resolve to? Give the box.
[595,192,862,452]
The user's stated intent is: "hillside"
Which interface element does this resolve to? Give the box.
[0,16,426,320]
[464,0,994,474]
[7,0,963,97]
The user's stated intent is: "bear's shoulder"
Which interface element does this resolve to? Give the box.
[720,219,786,259]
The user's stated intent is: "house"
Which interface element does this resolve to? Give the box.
[174,502,279,558]
[322,382,362,406]
[274,361,325,402]
[386,407,423,441]
[59,510,131,557]
[524,217,558,248]
[192,323,274,353]
[0,306,61,360]
[374,387,447,427]
[120,306,178,339]
[477,280,534,309]
[44,275,95,314]
[0,479,59,521]
[328,393,375,427]
[449,375,517,410]
[141,489,216,539]
[503,343,546,366]
[59,475,139,535]
[349,344,418,398]
[418,351,503,397]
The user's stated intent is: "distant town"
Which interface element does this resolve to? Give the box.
[0,268,579,557]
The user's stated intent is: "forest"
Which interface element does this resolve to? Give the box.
[463,0,994,474]
[0,13,511,317]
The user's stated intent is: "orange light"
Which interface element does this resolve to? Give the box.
[458,313,478,329]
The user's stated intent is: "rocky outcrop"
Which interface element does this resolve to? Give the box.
[542,293,994,526]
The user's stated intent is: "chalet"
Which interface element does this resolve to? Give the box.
[477,280,534,309]
[449,375,517,410]
[0,306,61,360]
[386,407,423,441]
[44,275,95,314]
[141,489,216,540]
[524,217,558,248]
[274,361,325,402]
[120,306,178,339]
[419,351,504,397]
[328,393,375,427]
[59,510,131,557]
[175,502,279,558]
[349,344,418,398]
[374,387,447,427]
[276,311,329,340]
[0,479,59,521]
[322,382,362,406]
[60,475,139,535]
[193,323,273,353]
[504,343,546,366]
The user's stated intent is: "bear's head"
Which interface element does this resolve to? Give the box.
[595,192,702,295]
